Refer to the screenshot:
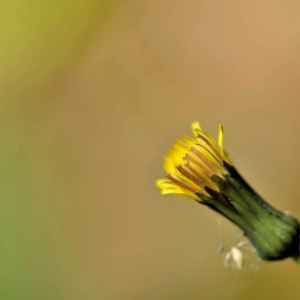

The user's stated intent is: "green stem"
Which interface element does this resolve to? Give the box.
[200,163,300,262]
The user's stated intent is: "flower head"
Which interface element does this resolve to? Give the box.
[156,122,231,200]
[156,122,300,263]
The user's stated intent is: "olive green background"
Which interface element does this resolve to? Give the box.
[2,1,300,299]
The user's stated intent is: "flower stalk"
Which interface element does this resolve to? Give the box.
[156,122,300,262]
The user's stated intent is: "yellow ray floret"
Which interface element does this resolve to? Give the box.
[156,178,198,200]
[156,122,232,200]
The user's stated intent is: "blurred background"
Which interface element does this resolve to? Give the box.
[2,0,300,299]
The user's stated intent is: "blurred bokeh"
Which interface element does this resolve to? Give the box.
[2,1,300,299]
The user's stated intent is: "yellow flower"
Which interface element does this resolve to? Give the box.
[156,122,232,200]
[156,122,300,263]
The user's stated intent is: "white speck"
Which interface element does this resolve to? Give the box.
[224,246,243,269]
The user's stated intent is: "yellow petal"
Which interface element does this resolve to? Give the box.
[217,123,224,157]
[156,179,199,199]
[191,121,202,137]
